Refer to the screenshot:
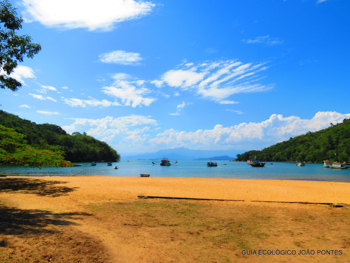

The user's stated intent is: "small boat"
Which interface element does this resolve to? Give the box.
[330,162,348,169]
[160,158,171,166]
[114,166,118,169]
[323,160,331,168]
[140,174,150,177]
[91,162,96,166]
[107,162,112,166]
[250,160,265,167]
[296,162,305,166]
[207,161,218,167]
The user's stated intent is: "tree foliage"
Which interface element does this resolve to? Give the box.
[0,0,41,91]
[0,110,120,163]
[0,124,73,167]
[236,119,350,163]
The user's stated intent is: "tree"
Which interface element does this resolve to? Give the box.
[0,124,73,168]
[0,0,41,91]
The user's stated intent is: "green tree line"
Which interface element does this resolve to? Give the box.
[0,110,120,163]
[236,119,350,163]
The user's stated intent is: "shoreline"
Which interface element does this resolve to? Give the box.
[2,175,350,205]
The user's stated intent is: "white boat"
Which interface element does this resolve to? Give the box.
[330,162,348,169]
[323,160,331,168]
[296,162,305,166]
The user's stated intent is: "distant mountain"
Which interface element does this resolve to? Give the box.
[123,147,240,160]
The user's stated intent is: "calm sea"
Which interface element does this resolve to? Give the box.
[1,160,350,182]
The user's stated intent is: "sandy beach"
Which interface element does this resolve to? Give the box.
[1,176,349,262]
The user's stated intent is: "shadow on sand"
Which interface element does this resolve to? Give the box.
[0,177,77,197]
[0,204,92,236]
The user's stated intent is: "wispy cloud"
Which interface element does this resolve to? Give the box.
[102,74,156,107]
[157,60,272,104]
[226,109,243,114]
[169,101,190,116]
[37,110,60,115]
[19,104,31,108]
[29,93,57,102]
[22,0,156,31]
[36,85,59,94]
[63,97,120,107]
[242,35,284,46]
[99,50,143,65]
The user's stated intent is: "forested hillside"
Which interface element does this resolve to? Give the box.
[0,110,120,162]
[236,119,350,163]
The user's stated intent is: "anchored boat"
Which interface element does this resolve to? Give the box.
[330,162,348,169]
[207,161,218,167]
[160,158,171,166]
[250,160,266,167]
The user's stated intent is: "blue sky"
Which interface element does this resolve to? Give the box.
[1,0,350,156]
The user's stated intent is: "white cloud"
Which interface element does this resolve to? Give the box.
[158,60,272,104]
[151,80,164,88]
[62,111,350,154]
[22,0,155,31]
[226,109,243,114]
[99,50,142,65]
[41,85,57,92]
[37,110,60,115]
[63,115,157,145]
[220,100,238,105]
[19,104,31,108]
[169,101,190,116]
[2,66,36,84]
[177,101,186,109]
[63,97,120,107]
[162,70,204,88]
[102,76,156,107]
[36,84,59,94]
[149,111,350,150]
[242,35,284,46]
[29,93,57,102]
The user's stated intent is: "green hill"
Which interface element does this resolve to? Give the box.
[0,110,120,162]
[236,118,350,163]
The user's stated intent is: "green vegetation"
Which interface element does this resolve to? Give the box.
[236,119,350,163]
[0,124,72,167]
[0,0,41,91]
[0,110,120,163]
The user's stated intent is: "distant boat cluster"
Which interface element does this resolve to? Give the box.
[82,159,349,171]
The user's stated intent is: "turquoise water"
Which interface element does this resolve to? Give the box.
[1,160,350,182]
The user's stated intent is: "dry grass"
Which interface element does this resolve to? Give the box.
[83,200,350,262]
